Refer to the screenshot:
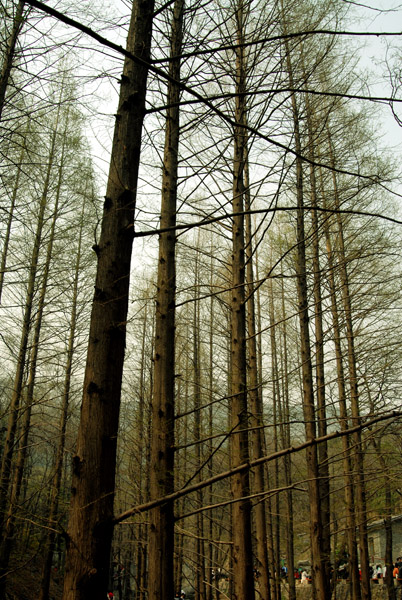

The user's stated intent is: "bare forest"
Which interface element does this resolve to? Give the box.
[0,0,402,599]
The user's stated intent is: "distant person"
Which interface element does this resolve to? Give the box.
[378,565,383,578]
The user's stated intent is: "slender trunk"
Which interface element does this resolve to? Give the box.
[279,271,296,600]
[135,302,148,600]
[320,187,360,600]
[62,2,154,597]
[305,119,331,583]
[149,3,183,600]
[193,248,206,600]
[39,193,87,600]
[230,3,255,599]
[245,147,270,600]
[207,243,215,600]
[320,162,361,600]
[268,283,280,600]
[255,255,277,600]
[327,133,370,600]
[280,18,328,598]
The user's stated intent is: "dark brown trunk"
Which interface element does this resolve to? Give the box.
[62,2,154,597]
[321,190,360,600]
[327,133,370,600]
[245,146,271,600]
[302,85,331,584]
[148,2,183,599]
[280,19,329,598]
[193,248,206,600]
[39,190,87,600]
[230,3,255,599]
[268,280,281,600]
[279,269,296,600]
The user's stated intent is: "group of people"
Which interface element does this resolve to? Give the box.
[368,559,402,583]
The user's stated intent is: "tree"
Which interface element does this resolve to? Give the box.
[61,1,155,596]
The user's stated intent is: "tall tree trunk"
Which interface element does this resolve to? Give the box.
[244,144,271,600]
[320,174,360,600]
[255,255,278,600]
[193,247,206,600]
[304,98,331,584]
[135,301,149,600]
[207,242,215,600]
[279,15,328,598]
[230,3,255,599]
[62,2,155,597]
[327,133,371,600]
[268,279,281,600]
[279,269,296,600]
[39,192,87,600]
[148,2,183,600]
[371,436,395,600]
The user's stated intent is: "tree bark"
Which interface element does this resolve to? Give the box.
[279,14,329,598]
[229,3,255,600]
[279,270,296,600]
[327,132,371,600]
[62,2,154,597]
[320,169,360,600]
[39,187,88,600]
[304,100,331,585]
[245,157,271,600]
[148,2,183,600]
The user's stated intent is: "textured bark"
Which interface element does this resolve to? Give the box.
[207,250,215,600]
[268,281,281,600]
[280,15,329,598]
[328,133,371,600]
[371,438,395,600]
[134,303,149,600]
[245,158,271,600]
[279,272,296,600]
[230,3,255,600]
[321,175,360,600]
[62,2,154,597]
[148,2,183,599]
[39,193,87,600]
[305,122,331,585]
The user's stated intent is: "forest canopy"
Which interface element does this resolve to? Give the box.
[0,1,402,600]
